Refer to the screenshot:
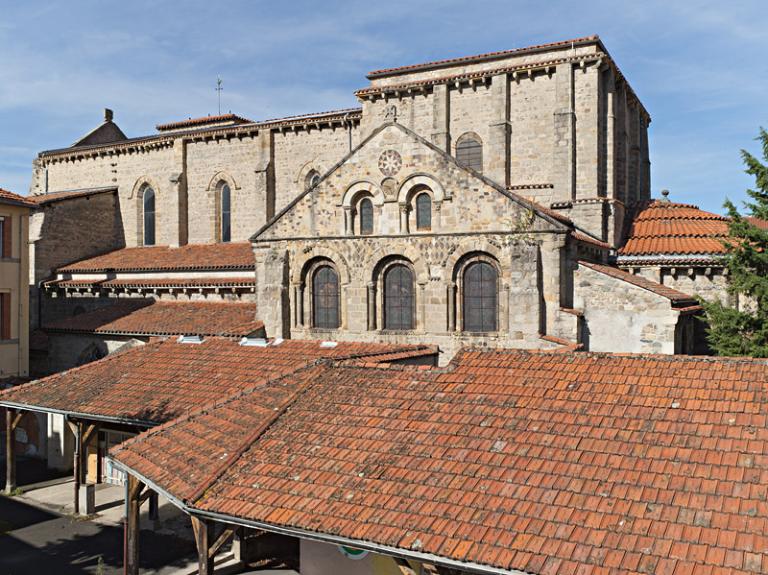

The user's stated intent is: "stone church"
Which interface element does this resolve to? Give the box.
[27,34,702,373]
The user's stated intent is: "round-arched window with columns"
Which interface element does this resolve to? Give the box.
[142,187,156,246]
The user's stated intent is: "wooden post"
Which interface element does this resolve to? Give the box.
[4,409,22,495]
[66,419,82,515]
[125,474,144,575]
[191,516,215,575]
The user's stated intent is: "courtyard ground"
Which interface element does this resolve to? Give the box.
[0,478,241,575]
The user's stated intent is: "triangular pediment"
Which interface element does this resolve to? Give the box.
[252,122,569,242]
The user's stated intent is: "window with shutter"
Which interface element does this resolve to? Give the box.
[0,215,11,258]
[0,293,10,340]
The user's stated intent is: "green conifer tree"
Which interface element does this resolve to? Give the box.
[702,128,768,356]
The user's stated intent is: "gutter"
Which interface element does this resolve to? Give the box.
[0,400,157,428]
[111,462,530,575]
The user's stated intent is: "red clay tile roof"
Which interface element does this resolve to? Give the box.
[367,35,601,78]
[46,277,255,290]
[113,348,768,574]
[59,243,254,273]
[43,300,263,337]
[571,231,611,250]
[619,201,730,261]
[0,188,36,208]
[0,338,436,426]
[746,216,768,230]
[155,113,252,131]
[579,261,698,305]
[26,186,117,206]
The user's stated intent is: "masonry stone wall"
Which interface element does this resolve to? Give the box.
[574,264,681,354]
[45,332,144,376]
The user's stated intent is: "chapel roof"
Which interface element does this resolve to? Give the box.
[0,337,437,426]
[618,200,731,264]
[112,348,768,575]
[367,35,603,78]
[58,242,254,273]
[26,186,117,206]
[42,300,263,338]
[578,261,699,306]
[155,113,253,132]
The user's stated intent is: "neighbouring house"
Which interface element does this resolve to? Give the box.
[0,188,41,466]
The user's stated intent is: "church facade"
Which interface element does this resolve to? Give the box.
[27,35,698,367]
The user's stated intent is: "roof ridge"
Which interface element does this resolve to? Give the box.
[186,361,328,504]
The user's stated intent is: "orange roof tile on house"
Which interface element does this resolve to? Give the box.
[113,349,768,575]
[746,216,768,230]
[59,242,254,273]
[619,200,731,264]
[0,338,437,426]
[0,188,36,208]
[578,261,698,306]
[43,300,263,338]
[26,186,117,206]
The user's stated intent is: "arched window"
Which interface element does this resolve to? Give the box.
[306,170,321,190]
[220,183,231,243]
[359,198,374,235]
[384,265,414,330]
[143,188,156,246]
[312,265,340,329]
[415,193,432,230]
[456,134,483,174]
[463,261,498,332]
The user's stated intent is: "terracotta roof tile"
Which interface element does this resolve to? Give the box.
[0,338,436,426]
[0,188,36,208]
[579,261,698,305]
[619,201,730,260]
[113,349,768,574]
[367,35,601,78]
[26,186,117,205]
[156,113,252,131]
[43,300,262,337]
[59,243,253,272]
[46,277,255,290]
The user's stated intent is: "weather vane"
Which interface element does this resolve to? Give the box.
[216,76,223,115]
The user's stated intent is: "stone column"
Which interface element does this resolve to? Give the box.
[343,206,352,235]
[500,283,510,333]
[167,140,188,247]
[367,283,376,330]
[399,204,409,234]
[434,201,442,231]
[447,282,456,332]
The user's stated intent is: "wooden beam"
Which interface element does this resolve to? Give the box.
[209,526,235,559]
[4,409,17,495]
[124,474,144,575]
[190,516,215,575]
[81,423,98,447]
[395,557,418,575]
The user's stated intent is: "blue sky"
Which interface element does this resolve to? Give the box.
[0,0,766,213]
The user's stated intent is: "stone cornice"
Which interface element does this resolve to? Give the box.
[38,108,363,163]
[356,52,649,123]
